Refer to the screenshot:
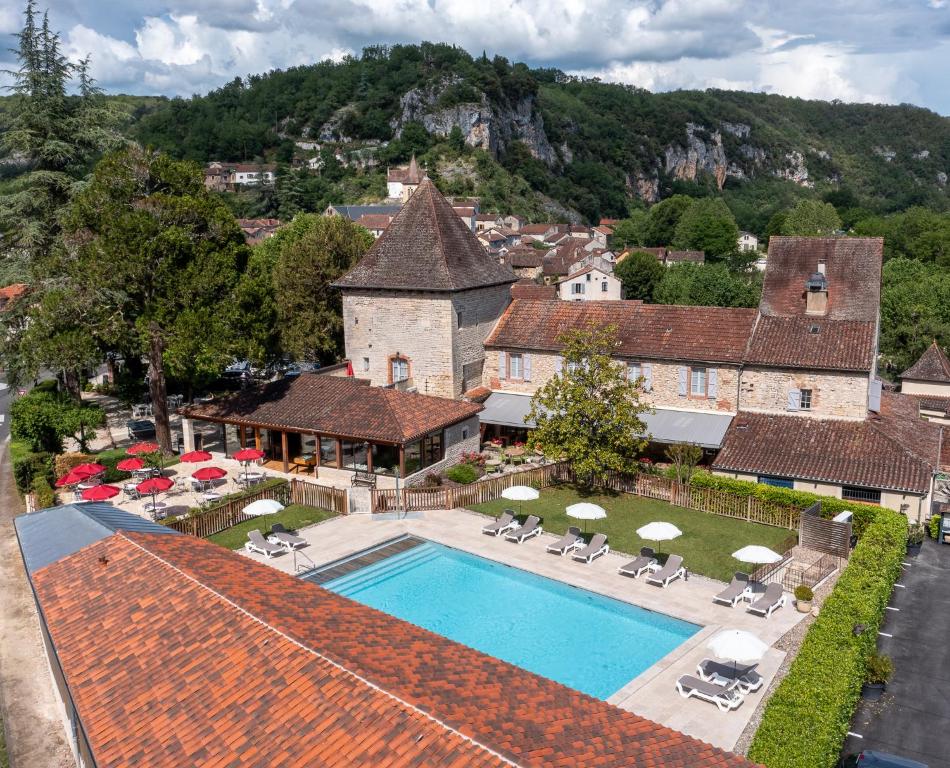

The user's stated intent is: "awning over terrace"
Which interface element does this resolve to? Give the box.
[479,392,733,449]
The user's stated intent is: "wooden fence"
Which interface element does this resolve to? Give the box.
[168,478,348,538]
[800,502,852,558]
[372,462,802,530]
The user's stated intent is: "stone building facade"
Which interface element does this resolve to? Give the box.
[738,368,869,421]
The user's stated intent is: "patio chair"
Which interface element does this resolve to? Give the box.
[713,572,750,607]
[747,582,787,618]
[696,659,763,694]
[675,674,744,712]
[505,515,543,543]
[571,533,610,563]
[646,554,686,587]
[245,530,283,558]
[618,547,657,578]
[267,524,307,552]
[482,511,518,537]
[546,526,583,555]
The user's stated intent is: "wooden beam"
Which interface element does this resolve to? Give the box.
[314,434,321,468]
[399,444,406,479]
[281,431,289,474]
[336,439,342,470]
[237,424,245,449]
[254,428,261,451]
[366,442,373,474]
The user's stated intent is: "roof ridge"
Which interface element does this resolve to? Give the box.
[119,533,525,768]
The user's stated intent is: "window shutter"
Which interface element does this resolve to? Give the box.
[678,366,687,397]
[524,354,532,382]
[787,388,801,411]
[708,368,718,399]
[498,351,507,381]
[643,363,653,392]
[868,378,882,413]
[555,356,563,373]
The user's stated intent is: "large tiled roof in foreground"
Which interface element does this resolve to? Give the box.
[485,300,758,364]
[333,179,517,292]
[180,374,481,444]
[901,340,950,383]
[712,393,939,494]
[32,533,754,768]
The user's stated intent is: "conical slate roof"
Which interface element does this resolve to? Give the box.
[901,340,950,383]
[333,179,516,292]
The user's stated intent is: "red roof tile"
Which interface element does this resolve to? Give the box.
[180,374,480,444]
[712,392,938,494]
[745,316,876,371]
[485,300,757,364]
[31,532,755,768]
[901,340,950,383]
[510,280,557,300]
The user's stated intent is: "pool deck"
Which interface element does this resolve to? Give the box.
[241,507,812,753]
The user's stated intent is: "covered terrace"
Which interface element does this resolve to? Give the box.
[179,373,481,486]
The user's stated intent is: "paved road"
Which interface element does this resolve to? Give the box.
[0,376,73,767]
[842,538,950,766]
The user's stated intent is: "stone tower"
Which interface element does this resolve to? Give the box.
[333,178,516,399]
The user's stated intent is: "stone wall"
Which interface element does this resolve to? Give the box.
[451,285,512,398]
[739,367,868,420]
[901,379,950,397]
[405,415,480,485]
[483,349,740,412]
[342,290,455,398]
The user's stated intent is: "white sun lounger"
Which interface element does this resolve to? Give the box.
[505,515,543,543]
[245,530,283,558]
[646,554,686,587]
[571,533,609,563]
[482,511,518,537]
[546,526,583,555]
[267,531,307,551]
[713,572,750,607]
[676,674,744,712]
[747,582,787,618]
[618,547,657,578]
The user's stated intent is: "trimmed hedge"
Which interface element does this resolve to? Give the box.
[446,464,480,484]
[12,450,53,495]
[748,509,908,768]
[690,472,879,535]
[31,474,56,509]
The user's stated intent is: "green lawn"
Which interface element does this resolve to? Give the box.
[207,504,337,550]
[471,484,797,582]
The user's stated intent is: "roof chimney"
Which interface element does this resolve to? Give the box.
[805,270,828,316]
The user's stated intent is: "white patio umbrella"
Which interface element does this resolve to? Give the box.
[636,521,682,555]
[501,485,539,517]
[243,498,285,517]
[732,545,783,581]
[566,502,606,533]
[706,629,769,677]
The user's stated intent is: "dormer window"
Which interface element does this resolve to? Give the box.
[809,324,820,334]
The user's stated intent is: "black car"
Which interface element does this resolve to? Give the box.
[126,419,156,440]
[840,751,928,768]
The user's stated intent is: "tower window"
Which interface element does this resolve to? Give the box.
[390,356,409,383]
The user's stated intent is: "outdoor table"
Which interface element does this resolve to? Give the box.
[77,480,100,490]
[143,501,166,516]
[741,582,767,602]
[240,472,264,484]
[201,492,223,504]
[507,447,525,457]
[485,459,502,467]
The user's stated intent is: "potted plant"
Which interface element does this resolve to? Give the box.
[907,522,925,551]
[862,652,893,700]
[794,585,814,613]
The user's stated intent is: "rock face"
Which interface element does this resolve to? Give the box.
[627,172,660,203]
[663,123,728,189]
[774,151,812,187]
[392,79,557,165]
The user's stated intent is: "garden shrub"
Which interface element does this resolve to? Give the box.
[12,451,53,494]
[54,452,98,477]
[928,515,942,539]
[749,509,908,768]
[689,471,879,535]
[446,463,480,484]
[31,474,57,509]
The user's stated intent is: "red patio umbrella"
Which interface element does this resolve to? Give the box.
[180,450,212,463]
[116,457,145,472]
[136,476,174,509]
[55,468,94,488]
[233,448,265,463]
[81,484,121,502]
[127,442,160,455]
[192,466,227,482]
[72,462,106,477]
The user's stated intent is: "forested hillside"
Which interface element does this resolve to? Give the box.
[132,43,950,229]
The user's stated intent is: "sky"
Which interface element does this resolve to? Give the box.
[0,0,948,114]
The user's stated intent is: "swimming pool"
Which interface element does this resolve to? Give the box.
[318,539,699,699]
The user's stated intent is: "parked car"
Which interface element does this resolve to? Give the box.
[126,419,156,440]
[840,750,928,768]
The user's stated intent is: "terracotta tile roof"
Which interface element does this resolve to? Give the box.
[387,155,425,184]
[462,385,492,402]
[0,283,28,310]
[618,247,666,263]
[911,393,950,416]
[180,374,480,444]
[542,252,573,276]
[333,180,516,292]
[713,392,938,494]
[759,237,882,321]
[510,280,557,300]
[665,250,705,264]
[485,300,757,364]
[31,532,754,768]
[354,213,393,230]
[745,316,877,371]
[901,340,950,383]
[519,224,555,236]
[506,251,543,268]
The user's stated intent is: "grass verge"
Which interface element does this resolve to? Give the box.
[207,504,337,550]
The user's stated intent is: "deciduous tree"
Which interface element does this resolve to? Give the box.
[781,199,842,236]
[672,197,740,261]
[615,251,665,301]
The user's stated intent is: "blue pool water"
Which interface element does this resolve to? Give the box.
[322,540,699,699]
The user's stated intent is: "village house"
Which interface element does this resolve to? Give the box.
[558,265,623,301]
[738,231,759,251]
[353,213,394,238]
[475,213,503,232]
[324,203,402,221]
[236,218,281,245]
[592,225,614,248]
[501,247,545,280]
[898,340,950,424]
[386,154,425,201]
